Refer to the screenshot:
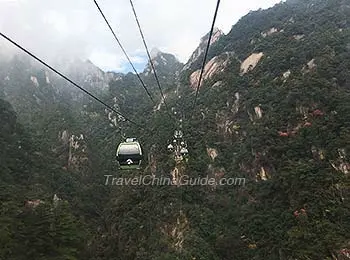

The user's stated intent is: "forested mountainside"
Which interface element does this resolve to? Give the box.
[0,0,350,259]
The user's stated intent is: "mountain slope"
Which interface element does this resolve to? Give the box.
[0,98,87,260]
[0,0,349,259]
[175,0,350,258]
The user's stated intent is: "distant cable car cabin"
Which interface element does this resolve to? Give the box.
[116,138,142,170]
[167,144,174,151]
[174,130,183,139]
[180,147,188,156]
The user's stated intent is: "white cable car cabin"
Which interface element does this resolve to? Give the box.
[180,147,188,156]
[116,138,143,170]
[174,130,183,139]
[167,144,174,151]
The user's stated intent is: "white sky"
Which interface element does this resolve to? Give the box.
[0,0,282,72]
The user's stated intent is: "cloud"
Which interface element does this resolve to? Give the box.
[89,50,147,73]
[0,0,283,72]
[89,50,122,72]
[130,55,147,64]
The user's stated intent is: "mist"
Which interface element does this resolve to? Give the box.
[0,0,283,72]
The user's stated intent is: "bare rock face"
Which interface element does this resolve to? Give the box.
[302,58,317,73]
[254,106,263,119]
[189,52,234,89]
[307,58,316,70]
[183,28,224,71]
[240,52,264,75]
[283,70,291,79]
[207,148,218,161]
[293,34,305,40]
[261,27,279,37]
[30,76,39,87]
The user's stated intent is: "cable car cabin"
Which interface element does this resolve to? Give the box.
[167,144,174,152]
[116,138,143,170]
[180,147,188,156]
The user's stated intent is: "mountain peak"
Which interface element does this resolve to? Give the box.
[143,50,182,76]
[183,27,224,71]
[200,27,224,44]
[150,48,162,59]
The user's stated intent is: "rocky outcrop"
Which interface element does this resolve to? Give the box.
[183,28,224,71]
[293,34,305,40]
[190,52,234,88]
[161,210,189,252]
[261,27,279,37]
[283,70,291,79]
[240,52,264,75]
[254,106,263,119]
[303,58,317,73]
[330,148,350,174]
[58,132,89,171]
[30,76,39,87]
[144,49,182,76]
[207,148,218,161]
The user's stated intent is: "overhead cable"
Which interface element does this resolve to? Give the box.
[192,0,221,109]
[129,0,173,116]
[0,32,144,129]
[93,0,156,105]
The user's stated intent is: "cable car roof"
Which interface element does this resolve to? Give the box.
[117,142,142,155]
[180,148,188,153]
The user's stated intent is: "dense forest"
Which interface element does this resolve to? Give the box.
[0,0,349,259]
